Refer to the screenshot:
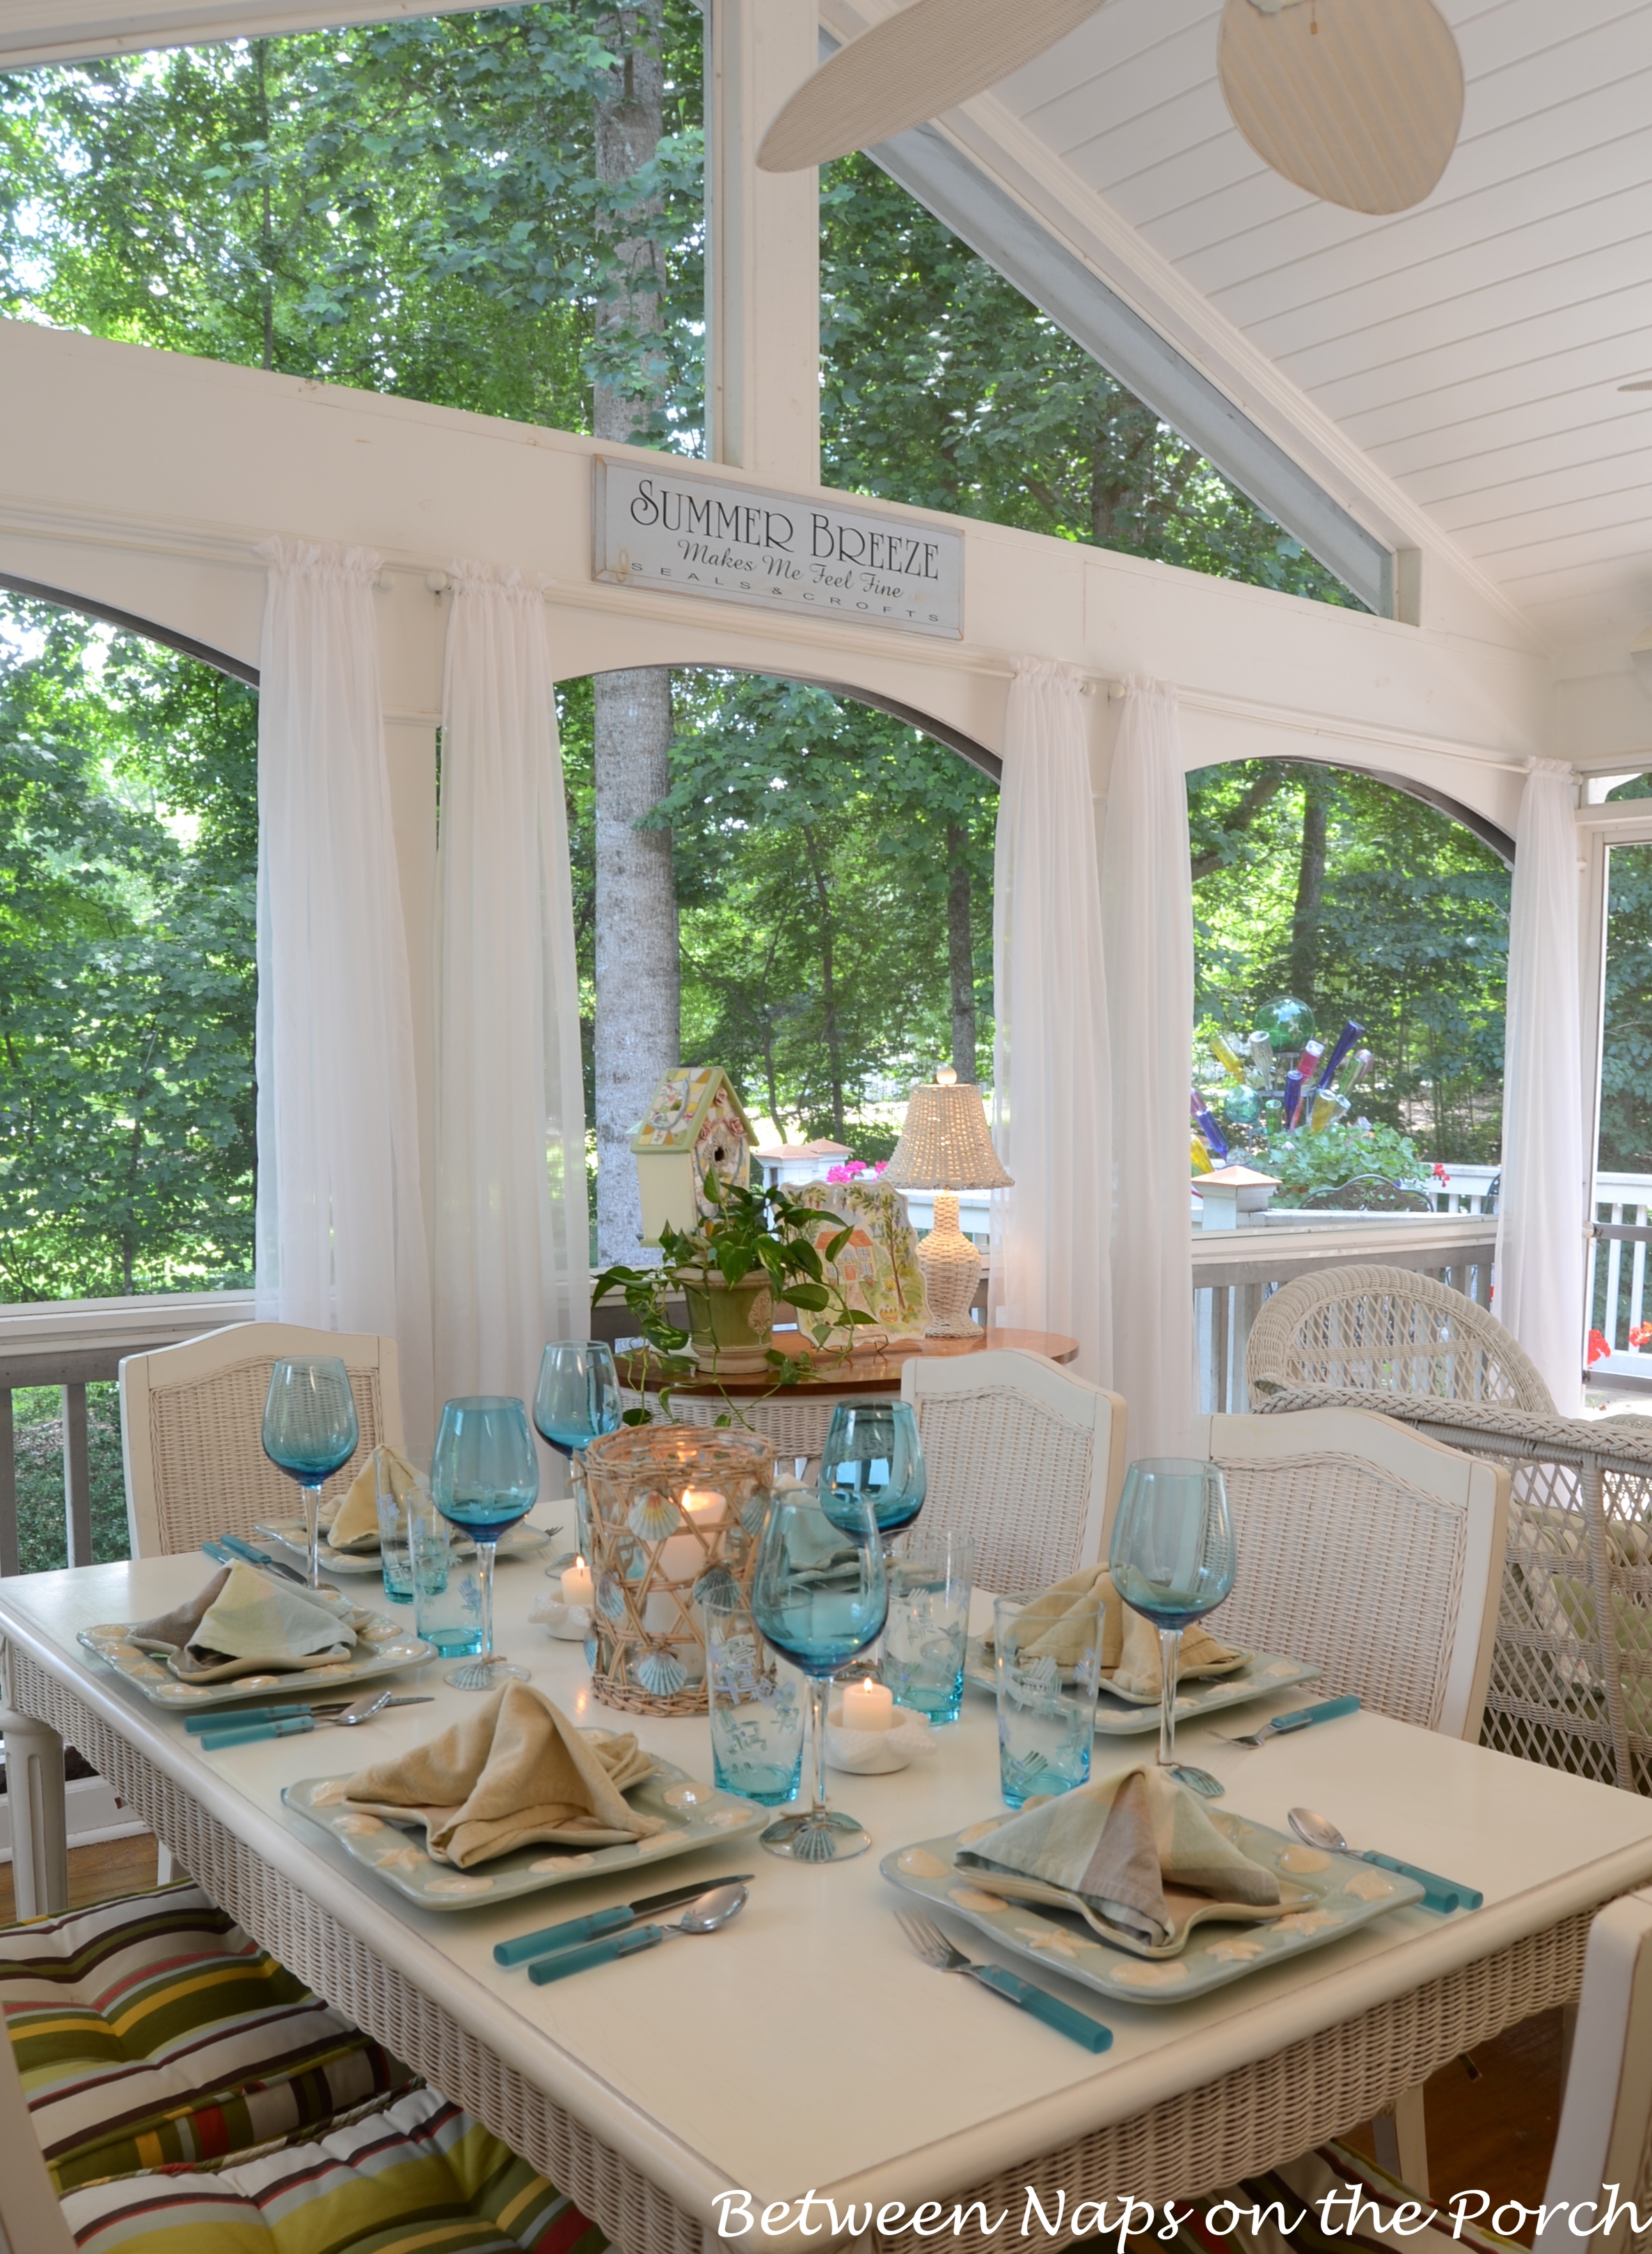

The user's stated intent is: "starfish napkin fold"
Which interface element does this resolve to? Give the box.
[131,1562,361,1679]
[958,1763,1282,1948]
[991,1564,1244,1696]
[343,1682,663,1867]
[328,1446,424,1553]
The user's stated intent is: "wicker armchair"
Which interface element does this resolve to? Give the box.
[899,1349,1126,1596]
[1258,1386,1652,1795]
[118,1321,402,1559]
[1192,1407,1509,1739]
[1246,1264,1555,1413]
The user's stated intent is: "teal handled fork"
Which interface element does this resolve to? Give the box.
[896,1908,1111,2052]
[1217,1693,1362,1748]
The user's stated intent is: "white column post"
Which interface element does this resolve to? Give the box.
[707,0,820,487]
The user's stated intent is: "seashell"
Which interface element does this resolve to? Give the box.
[628,1491,684,1541]
[583,1634,599,1668]
[331,1813,383,1836]
[158,1684,209,1700]
[596,1572,628,1621]
[662,1780,711,1809]
[897,1847,949,1880]
[425,1875,494,1896]
[740,1493,770,1535]
[371,1845,427,1872]
[632,1649,688,1697]
[308,1779,350,1805]
[237,1674,281,1690]
[692,1565,738,1609]
[531,1853,596,1873]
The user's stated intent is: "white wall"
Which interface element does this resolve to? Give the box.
[0,314,1557,1212]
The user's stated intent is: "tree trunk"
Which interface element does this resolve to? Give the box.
[946,820,976,1080]
[802,825,845,1138]
[594,669,678,1264]
[1288,766,1331,1005]
[591,5,678,1266]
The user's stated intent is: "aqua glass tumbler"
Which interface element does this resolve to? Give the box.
[884,1528,974,1724]
[701,1585,805,1807]
[993,1592,1102,1807]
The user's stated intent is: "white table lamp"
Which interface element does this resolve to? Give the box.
[882,1068,1012,1337]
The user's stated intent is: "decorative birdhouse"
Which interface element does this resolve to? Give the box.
[630,1067,756,1245]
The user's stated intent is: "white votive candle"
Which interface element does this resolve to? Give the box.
[560,1557,593,1608]
[658,1531,703,1584]
[840,1678,896,1732]
[682,1487,726,1527]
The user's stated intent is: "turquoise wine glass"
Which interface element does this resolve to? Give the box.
[533,1342,623,1563]
[261,1357,360,1589]
[431,1396,539,1691]
[750,1484,887,1863]
[818,1401,926,1553]
[1108,1458,1235,1772]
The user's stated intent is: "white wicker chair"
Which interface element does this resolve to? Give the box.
[1246,1264,1555,1413]
[899,1349,1126,1596]
[1260,1386,1652,1795]
[1248,1888,1652,2235]
[1191,1406,1509,1740]
[119,1322,402,1559]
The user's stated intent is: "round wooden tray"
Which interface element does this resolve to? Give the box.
[617,1324,1079,1397]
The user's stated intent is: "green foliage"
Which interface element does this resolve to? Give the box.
[10,1386,131,1571]
[1599,839,1652,1175]
[1252,1119,1429,1205]
[820,156,1363,605]
[0,603,256,1299]
[0,3,706,444]
[1191,761,1510,1166]
[658,673,996,1139]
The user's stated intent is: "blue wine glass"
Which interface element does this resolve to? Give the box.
[749,1484,887,1863]
[818,1402,926,1553]
[1108,1459,1236,1773]
[431,1396,539,1691]
[534,1342,622,1565]
[262,1358,360,1589]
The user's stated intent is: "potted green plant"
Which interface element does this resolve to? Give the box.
[593,1175,876,1404]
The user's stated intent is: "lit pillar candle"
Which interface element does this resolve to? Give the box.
[839,1678,896,1732]
[560,1557,593,1608]
[681,1488,726,1529]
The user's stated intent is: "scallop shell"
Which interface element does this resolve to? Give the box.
[632,1649,688,1697]
[692,1565,738,1610]
[596,1572,628,1621]
[628,1492,684,1541]
[425,1875,494,1896]
[740,1494,770,1535]
[583,1634,599,1668]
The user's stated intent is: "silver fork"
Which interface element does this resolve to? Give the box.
[894,1908,1111,2051]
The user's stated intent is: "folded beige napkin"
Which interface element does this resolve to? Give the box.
[131,1563,362,1681]
[957,1762,1285,1953]
[990,1564,1245,1697]
[344,1683,664,1868]
[328,1446,424,1553]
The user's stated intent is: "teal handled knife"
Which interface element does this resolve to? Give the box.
[1218,1694,1361,1747]
[495,1876,756,1966]
[202,1537,310,1587]
[185,1698,431,1735]
[1350,1851,1483,1915]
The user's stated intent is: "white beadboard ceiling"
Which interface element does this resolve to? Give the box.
[974,0,1652,653]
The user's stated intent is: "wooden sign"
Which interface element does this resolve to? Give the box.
[592,458,963,640]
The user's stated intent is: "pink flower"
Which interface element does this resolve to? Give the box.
[873,1159,888,1174]
[1433,1163,1450,1182]
[825,1165,852,1183]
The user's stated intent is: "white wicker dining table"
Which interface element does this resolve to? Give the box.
[3,1541,1652,2254]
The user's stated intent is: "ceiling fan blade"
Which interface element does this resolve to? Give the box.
[758,0,1108,173]
[1218,0,1463,216]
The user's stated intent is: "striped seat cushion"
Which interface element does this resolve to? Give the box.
[0,1882,411,2191]
[58,2085,609,2254]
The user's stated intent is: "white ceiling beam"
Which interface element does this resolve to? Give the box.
[0,0,491,65]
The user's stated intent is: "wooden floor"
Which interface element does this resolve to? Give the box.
[6,1839,1565,2238]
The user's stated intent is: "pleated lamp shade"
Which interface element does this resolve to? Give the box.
[884,1071,1012,1193]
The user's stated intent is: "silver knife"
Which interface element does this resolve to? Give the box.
[202,1537,309,1587]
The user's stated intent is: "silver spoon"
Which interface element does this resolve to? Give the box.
[528,1882,749,1985]
[1168,1761,1225,1800]
[1289,1807,1352,1855]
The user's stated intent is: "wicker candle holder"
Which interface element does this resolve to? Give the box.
[581,1426,772,1716]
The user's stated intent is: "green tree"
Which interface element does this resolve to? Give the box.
[820,157,1363,607]
[0,601,257,1299]
[1189,761,1511,1166]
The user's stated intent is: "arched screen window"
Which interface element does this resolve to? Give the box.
[1188,759,1511,1209]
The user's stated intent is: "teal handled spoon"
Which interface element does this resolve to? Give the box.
[496,1875,756,1966]
[528,1883,749,1983]
[1288,1807,1484,1914]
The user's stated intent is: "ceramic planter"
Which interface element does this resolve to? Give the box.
[681,1270,775,1374]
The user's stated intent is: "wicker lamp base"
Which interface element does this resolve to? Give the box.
[916,1193,981,1338]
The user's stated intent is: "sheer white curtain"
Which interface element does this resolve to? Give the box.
[988,658,1113,1382]
[434,561,589,1425]
[1496,759,1585,1411]
[1102,678,1195,1458]
[254,539,432,1411]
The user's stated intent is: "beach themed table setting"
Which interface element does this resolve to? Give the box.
[9,1415,1652,2254]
